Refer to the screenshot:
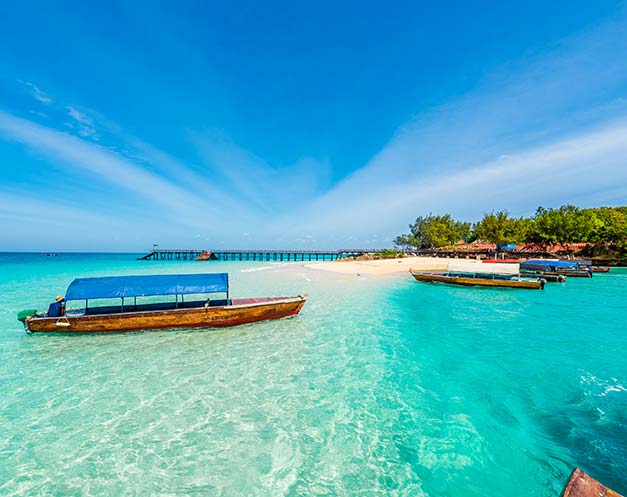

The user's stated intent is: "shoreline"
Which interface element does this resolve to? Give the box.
[304,256,520,277]
[303,256,511,278]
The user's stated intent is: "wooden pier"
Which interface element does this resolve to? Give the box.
[138,248,385,262]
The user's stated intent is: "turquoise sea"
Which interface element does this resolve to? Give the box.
[0,253,625,497]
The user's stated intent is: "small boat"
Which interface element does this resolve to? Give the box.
[555,268,593,277]
[521,260,592,278]
[590,266,611,273]
[409,270,542,289]
[196,251,214,261]
[561,468,622,497]
[520,270,567,282]
[18,273,307,333]
[42,252,57,257]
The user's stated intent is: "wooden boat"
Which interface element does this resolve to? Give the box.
[19,273,307,333]
[590,266,611,273]
[196,251,213,261]
[521,260,592,278]
[524,268,590,278]
[520,270,567,282]
[409,270,542,289]
[561,468,623,497]
[552,268,592,278]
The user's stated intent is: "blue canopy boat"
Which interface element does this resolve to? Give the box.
[19,273,307,333]
[520,259,592,278]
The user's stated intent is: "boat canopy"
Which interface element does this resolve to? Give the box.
[65,273,229,301]
[522,260,580,270]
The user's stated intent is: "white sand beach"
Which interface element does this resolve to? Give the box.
[305,256,520,277]
[305,257,518,276]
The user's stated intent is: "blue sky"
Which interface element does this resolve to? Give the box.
[1,1,627,251]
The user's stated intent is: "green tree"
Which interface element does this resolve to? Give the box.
[409,214,471,249]
[474,210,529,246]
[530,205,600,243]
[589,207,627,243]
[393,234,418,250]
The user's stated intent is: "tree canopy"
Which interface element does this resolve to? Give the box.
[406,214,471,249]
[473,211,530,247]
[394,205,627,250]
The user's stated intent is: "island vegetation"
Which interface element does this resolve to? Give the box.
[394,205,627,257]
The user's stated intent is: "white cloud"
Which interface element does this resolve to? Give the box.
[66,106,92,126]
[268,15,627,245]
[0,111,235,230]
[66,106,98,139]
[191,131,331,212]
[19,80,53,104]
[292,119,627,242]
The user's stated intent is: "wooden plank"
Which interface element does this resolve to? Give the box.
[561,468,623,497]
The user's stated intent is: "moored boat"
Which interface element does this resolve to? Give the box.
[409,270,542,289]
[590,266,611,273]
[520,270,567,282]
[196,251,214,261]
[18,273,307,333]
[521,260,592,278]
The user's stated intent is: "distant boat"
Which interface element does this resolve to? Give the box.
[409,269,543,289]
[574,260,611,273]
[19,273,307,333]
[590,266,611,273]
[196,251,214,261]
[521,260,592,278]
[519,269,567,282]
[42,252,57,257]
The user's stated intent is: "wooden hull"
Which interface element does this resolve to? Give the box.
[523,269,591,278]
[26,296,306,333]
[410,271,541,289]
[196,251,214,261]
[520,270,567,282]
[590,266,610,273]
[554,269,592,278]
[561,468,623,497]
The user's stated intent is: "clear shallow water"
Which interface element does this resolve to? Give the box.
[0,253,626,496]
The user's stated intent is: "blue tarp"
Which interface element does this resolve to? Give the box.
[521,260,580,271]
[65,273,229,301]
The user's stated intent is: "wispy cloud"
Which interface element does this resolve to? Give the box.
[65,105,98,139]
[19,80,53,104]
[4,11,627,250]
[286,118,627,245]
[191,130,331,212]
[274,15,627,245]
[0,111,238,230]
